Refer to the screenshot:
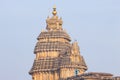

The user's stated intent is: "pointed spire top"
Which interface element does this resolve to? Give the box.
[52,5,57,16]
[46,7,63,31]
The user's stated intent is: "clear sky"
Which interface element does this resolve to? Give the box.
[0,0,120,80]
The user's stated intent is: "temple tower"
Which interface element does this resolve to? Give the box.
[29,7,87,80]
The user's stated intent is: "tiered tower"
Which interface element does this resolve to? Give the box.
[29,7,87,80]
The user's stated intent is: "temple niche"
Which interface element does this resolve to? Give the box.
[29,7,119,80]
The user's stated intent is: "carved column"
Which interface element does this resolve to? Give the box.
[32,75,35,80]
[54,71,57,80]
[39,72,42,80]
[62,69,63,78]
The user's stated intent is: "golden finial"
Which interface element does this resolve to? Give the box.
[52,5,57,16]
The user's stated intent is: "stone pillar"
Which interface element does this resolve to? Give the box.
[72,69,74,76]
[42,72,44,80]
[39,72,42,80]
[44,72,46,80]
[68,68,70,77]
[34,75,36,80]
[46,72,48,80]
[41,72,43,80]
[55,71,57,80]
[70,69,72,77]
[39,72,41,80]
[35,74,37,80]
[32,75,35,80]
[49,72,51,80]
[37,73,39,80]
[63,68,65,78]
[51,72,54,80]
[61,69,63,78]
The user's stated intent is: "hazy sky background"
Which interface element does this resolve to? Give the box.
[0,0,120,80]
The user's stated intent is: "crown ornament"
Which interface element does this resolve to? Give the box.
[46,6,63,31]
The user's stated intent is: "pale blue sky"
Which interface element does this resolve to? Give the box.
[0,0,120,80]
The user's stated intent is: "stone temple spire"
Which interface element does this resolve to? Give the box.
[29,7,87,80]
[46,6,63,31]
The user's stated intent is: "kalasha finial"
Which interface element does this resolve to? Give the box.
[52,5,57,16]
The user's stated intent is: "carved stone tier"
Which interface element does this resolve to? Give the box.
[37,30,71,41]
[34,41,71,53]
[29,58,59,74]
[29,55,87,75]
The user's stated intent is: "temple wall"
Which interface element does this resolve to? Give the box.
[32,72,59,80]
[36,51,59,59]
[60,68,82,79]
